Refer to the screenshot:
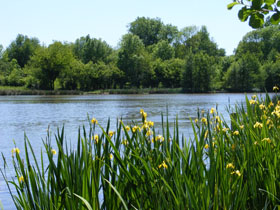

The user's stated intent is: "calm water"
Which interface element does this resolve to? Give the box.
[0,93,264,209]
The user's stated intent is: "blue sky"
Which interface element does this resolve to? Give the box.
[0,0,252,55]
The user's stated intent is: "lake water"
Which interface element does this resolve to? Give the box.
[0,93,265,209]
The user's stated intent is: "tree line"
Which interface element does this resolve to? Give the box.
[0,17,280,92]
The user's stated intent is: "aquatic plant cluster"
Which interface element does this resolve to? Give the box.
[2,90,280,209]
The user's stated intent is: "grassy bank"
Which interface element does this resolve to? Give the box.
[2,93,280,209]
[88,88,183,94]
[0,86,83,95]
[0,86,265,96]
[0,87,183,95]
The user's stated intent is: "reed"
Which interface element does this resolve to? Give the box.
[2,91,280,209]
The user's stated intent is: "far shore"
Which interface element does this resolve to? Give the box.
[0,86,267,96]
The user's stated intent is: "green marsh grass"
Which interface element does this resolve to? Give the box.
[2,93,280,209]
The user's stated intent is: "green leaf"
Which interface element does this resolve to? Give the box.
[264,0,275,6]
[0,200,3,210]
[227,2,240,10]
[104,179,129,210]
[249,13,265,28]
[277,1,280,7]
[73,193,93,210]
[263,4,273,10]
[252,0,264,9]
[270,12,280,24]
[238,7,251,22]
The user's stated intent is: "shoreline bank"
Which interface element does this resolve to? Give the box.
[0,86,266,95]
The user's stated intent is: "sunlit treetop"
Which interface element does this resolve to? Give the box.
[228,0,280,28]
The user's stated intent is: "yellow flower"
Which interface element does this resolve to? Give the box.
[269,101,274,108]
[140,109,147,119]
[210,108,216,114]
[261,114,267,120]
[148,121,154,127]
[18,175,24,183]
[51,149,57,155]
[132,126,139,133]
[122,140,128,145]
[204,130,208,139]
[12,148,20,155]
[262,138,271,143]
[226,163,234,169]
[249,99,258,105]
[162,161,168,169]
[201,117,207,124]
[222,127,229,132]
[259,104,265,110]
[273,86,279,91]
[155,135,164,142]
[195,119,198,124]
[239,125,244,129]
[143,112,147,119]
[110,153,113,160]
[231,144,236,150]
[215,116,221,123]
[142,122,149,130]
[253,122,263,129]
[235,170,241,176]
[231,170,241,176]
[254,141,258,145]
[158,161,168,169]
[266,119,272,125]
[204,144,209,149]
[125,126,130,132]
[216,125,220,131]
[252,95,257,100]
[94,134,99,143]
[109,131,115,137]
[233,130,239,136]
[91,118,98,124]
[146,130,152,136]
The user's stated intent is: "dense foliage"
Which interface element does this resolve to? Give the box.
[1,17,280,92]
[3,93,280,209]
[228,0,280,28]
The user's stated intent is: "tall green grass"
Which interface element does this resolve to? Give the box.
[2,93,280,209]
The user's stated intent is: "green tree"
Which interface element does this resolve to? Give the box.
[228,0,280,28]
[173,26,199,58]
[224,53,263,91]
[163,58,184,88]
[129,17,178,46]
[6,34,40,68]
[0,58,23,86]
[0,44,3,59]
[117,34,147,88]
[262,60,280,91]
[173,26,225,59]
[73,35,113,64]
[235,26,280,61]
[152,58,184,88]
[152,40,175,60]
[57,59,82,90]
[186,26,225,57]
[182,52,215,92]
[92,62,124,89]
[25,42,75,90]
